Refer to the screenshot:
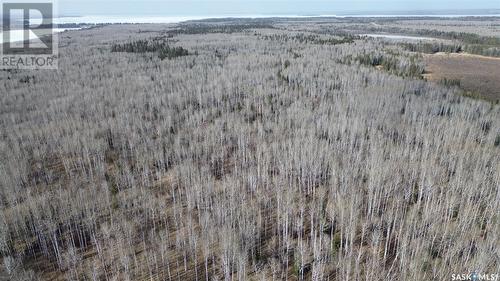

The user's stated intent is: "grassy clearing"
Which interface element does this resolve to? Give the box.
[423,52,500,103]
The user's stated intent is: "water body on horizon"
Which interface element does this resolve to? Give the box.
[52,13,500,24]
[0,28,81,44]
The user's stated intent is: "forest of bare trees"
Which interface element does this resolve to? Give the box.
[0,19,499,280]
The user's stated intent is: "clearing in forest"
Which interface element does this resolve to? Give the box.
[423,52,500,103]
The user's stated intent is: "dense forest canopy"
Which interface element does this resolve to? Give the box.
[0,18,499,281]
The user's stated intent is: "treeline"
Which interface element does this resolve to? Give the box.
[341,52,425,78]
[401,42,463,54]
[429,30,500,45]
[111,39,189,60]
[166,23,275,35]
[462,44,500,57]
[260,33,356,45]
[400,42,500,57]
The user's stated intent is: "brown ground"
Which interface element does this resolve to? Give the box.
[423,52,500,103]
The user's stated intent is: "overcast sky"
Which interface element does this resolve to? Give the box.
[57,0,500,16]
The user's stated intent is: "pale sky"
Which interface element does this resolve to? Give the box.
[57,0,500,16]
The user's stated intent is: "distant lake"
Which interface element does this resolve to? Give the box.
[0,28,81,44]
